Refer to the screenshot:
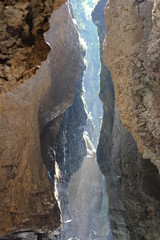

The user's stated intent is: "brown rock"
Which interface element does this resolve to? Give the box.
[103,0,160,172]
[0,0,67,94]
[95,0,160,238]
[0,1,83,236]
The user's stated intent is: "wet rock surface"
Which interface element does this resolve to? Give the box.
[0,1,82,236]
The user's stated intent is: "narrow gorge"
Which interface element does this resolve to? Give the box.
[0,0,160,240]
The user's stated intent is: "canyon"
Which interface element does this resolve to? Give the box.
[100,0,160,239]
[0,0,160,239]
[0,0,82,236]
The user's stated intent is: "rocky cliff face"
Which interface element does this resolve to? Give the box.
[56,57,109,240]
[92,0,115,177]
[56,63,87,181]
[106,109,160,240]
[71,0,103,146]
[0,0,66,93]
[103,0,160,172]
[95,0,160,239]
[0,1,83,236]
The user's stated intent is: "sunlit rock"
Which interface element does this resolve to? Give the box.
[0,1,82,235]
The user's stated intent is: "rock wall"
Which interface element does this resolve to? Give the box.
[56,57,109,239]
[0,1,83,236]
[106,109,160,240]
[0,0,66,93]
[103,0,160,172]
[95,0,160,239]
[56,63,87,184]
[55,62,88,239]
[71,0,103,146]
[92,0,115,177]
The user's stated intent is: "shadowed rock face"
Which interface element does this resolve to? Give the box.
[54,2,110,238]
[103,0,160,172]
[56,64,87,184]
[0,1,83,236]
[94,0,160,239]
[98,105,160,240]
[56,88,109,238]
[94,0,160,238]
[92,0,115,177]
[108,110,160,240]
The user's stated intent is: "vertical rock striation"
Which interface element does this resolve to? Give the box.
[56,63,87,184]
[56,57,109,240]
[0,1,83,236]
[71,0,102,146]
[103,0,160,172]
[97,0,160,239]
[92,0,115,177]
[108,110,160,239]
[55,62,88,239]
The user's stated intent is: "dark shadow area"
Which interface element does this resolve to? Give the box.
[40,115,63,182]
[141,159,160,200]
[92,0,115,181]
[56,64,87,184]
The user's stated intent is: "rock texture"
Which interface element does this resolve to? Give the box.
[55,3,110,239]
[0,0,67,94]
[95,0,160,239]
[98,105,160,239]
[55,64,88,239]
[92,0,115,177]
[107,110,160,240]
[71,0,103,146]
[56,63,87,184]
[67,133,106,240]
[56,75,109,239]
[0,1,83,236]
[103,0,160,172]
